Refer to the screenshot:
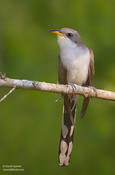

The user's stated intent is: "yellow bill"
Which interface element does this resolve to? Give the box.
[49,29,64,37]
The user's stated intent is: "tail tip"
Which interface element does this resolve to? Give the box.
[58,153,70,166]
[59,161,69,167]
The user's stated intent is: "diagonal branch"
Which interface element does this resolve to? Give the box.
[0,87,16,103]
[0,75,115,101]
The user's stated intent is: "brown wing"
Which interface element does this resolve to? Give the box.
[80,48,95,118]
[88,48,95,86]
[58,55,67,84]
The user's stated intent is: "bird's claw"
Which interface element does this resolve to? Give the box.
[88,86,97,97]
[67,83,77,92]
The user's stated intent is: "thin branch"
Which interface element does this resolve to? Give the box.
[0,87,16,103]
[0,75,115,101]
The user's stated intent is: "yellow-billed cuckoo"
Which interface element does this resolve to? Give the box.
[49,28,95,166]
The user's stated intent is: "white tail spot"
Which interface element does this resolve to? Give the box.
[70,125,74,137]
[64,141,73,166]
[59,140,68,166]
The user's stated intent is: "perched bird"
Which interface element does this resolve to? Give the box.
[49,28,95,166]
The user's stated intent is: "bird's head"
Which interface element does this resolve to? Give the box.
[49,28,82,49]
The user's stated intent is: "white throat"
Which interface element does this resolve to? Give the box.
[58,36,90,85]
[58,36,76,50]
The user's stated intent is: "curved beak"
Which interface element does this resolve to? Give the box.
[48,29,64,37]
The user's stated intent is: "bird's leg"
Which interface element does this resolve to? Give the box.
[88,86,97,97]
[83,83,98,97]
[67,83,77,92]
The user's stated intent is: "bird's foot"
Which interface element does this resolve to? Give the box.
[88,86,97,97]
[67,83,77,92]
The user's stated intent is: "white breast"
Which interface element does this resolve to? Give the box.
[59,38,90,85]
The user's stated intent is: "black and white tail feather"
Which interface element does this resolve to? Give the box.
[59,94,77,166]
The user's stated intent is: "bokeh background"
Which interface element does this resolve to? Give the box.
[0,0,115,174]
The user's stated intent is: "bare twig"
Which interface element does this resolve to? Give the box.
[0,87,16,103]
[0,75,115,101]
[55,96,63,103]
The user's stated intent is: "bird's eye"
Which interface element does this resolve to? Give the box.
[67,33,73,37]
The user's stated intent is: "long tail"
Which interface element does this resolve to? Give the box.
[58,94,77,166]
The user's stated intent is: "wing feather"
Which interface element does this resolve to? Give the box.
[58,55,67,84]
[80,48,95,118]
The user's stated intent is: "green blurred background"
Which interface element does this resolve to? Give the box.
[0,0,115,174]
